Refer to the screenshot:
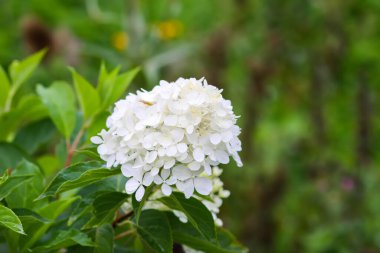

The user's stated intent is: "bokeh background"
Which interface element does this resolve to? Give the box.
[1,0,380,252]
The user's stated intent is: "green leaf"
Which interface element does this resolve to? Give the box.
[97,62,108,94]
[32,229,94,252]
[0,174,33,200]
[36,81,76,139]
[94,224,114,253]
[6,160,45,209]
[97,66,120,109]
[0,66,10,108]
[14,119,56,155]
[39,161,120,199]
[70,69,100,119]
[132,184,154,224]
[166,213,247,253]
[13,208,50,224]
[0,95,48,141]
[9,49,46,90]
[106,67,139,108]
[0,205,25,235]
[158,192,216,240]
[18,197,78,252]
[0,143,28,173]
[84,191,128,228]
[136,209,172,253]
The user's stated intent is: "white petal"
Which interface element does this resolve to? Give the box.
[193,148,205,162]
[166,145,177,157]
[177,143,188,153]
[142,173,154,186]
[194,177,212,195]
[154,175,163,184]
[161,184,172,196]
[121,163,134,177]
[183,180,195,198]
[172,165,192,180]
[145,151,157,163]
[186,125,194,134]
[97,144,108,155]
[125,178,140,194]
[150,167,160,176]
[204,162,212,175]
[188,161,201,171]
[135,185,145,201]
[164,159,176,169]
[166,176,177,185]
[164,115,178,126]
[215,150,229,164]
[210,133,222,145]
[161,169,170,180]
[90,136,103,144]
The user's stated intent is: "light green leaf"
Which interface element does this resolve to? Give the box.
[84,191,128,228]
[136,209,172,253]
[0,95,48,141]
[36,81,76,139]
[0,205,25,235]
[39,161,120,199]
[70,69,100,119]
[97,62,108,92]
[106,67,139,108]
[0,66,10,108]
[9,49,46,90]
[94,224,114,253]
[158,192,216,240]
[32,229,94,252]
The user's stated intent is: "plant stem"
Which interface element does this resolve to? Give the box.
[112,211,134,228]
[64,127,85,167]
[114,230,134,240]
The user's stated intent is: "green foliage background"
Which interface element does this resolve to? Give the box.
[1,0,380,252]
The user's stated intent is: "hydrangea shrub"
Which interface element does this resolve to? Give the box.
[0,51,247,253]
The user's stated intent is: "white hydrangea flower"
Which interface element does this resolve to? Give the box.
[121,166,230,227]
[92,77,242,201]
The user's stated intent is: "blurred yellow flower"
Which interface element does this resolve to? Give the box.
[112,31,128,52]
[157,20,183,40]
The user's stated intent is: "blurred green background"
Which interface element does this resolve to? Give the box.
[1,0,380,252]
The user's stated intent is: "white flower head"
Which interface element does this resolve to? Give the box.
[92,77,242,201]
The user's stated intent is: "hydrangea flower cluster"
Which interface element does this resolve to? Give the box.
[91,77,242,202]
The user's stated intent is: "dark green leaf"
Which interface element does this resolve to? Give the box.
[94,224,114,253]
[39,161,120,199]
[166,213,247,253]
[132,184,154,224]
[0,205,25,235]
[0,143,28,174]
[0,174,33,200]
[36,81,76,139]
[136,209,172,253]
[84,191,128,228]
[14,119,56,155]
[158,192,216,240]
[32,229,94,252]
[6,160,45,209]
